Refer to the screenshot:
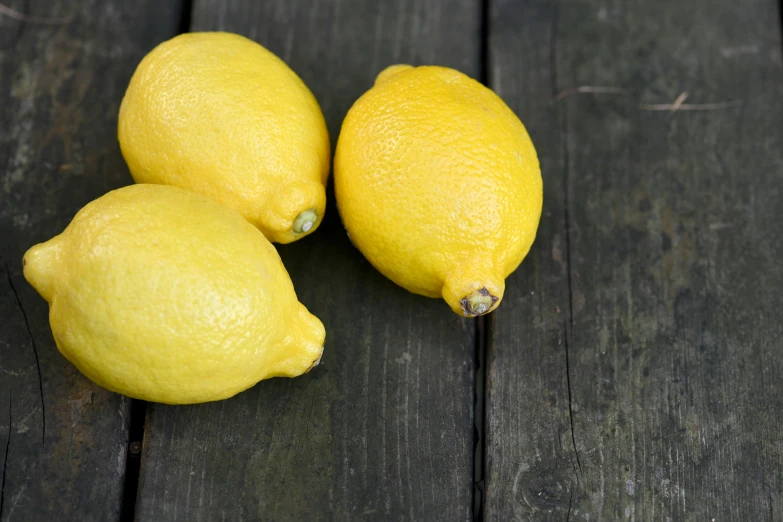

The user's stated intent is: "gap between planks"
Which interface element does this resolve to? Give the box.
[473,2,492,519]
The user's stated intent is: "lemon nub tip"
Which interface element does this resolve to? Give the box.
[23,239,64,302]
[293,209,318,234]
[306,350,323,373]
[461,287,499,317]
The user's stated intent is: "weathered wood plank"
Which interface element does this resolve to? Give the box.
[135,1,481,520]
[486,0,783,520]
[0,1,183,520]
[483,1,578,519]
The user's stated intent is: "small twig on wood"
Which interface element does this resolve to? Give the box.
[555,85,742,112]
[666,91,689,114]
[0,2,72,24]
[555,86,629,101]
[639,100,742,111]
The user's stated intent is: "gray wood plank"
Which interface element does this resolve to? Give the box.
[485,0,783,520]
[135,1,481,520]
[0,1,183,520]
[483,1,579,519]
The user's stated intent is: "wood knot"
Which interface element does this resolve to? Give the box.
[516,461,576,513]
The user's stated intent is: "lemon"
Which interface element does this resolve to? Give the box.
[118,32,330,244]
[335,65,543,316]
[23,184,325,404]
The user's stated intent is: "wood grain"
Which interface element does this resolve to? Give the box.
[134,1,482,520]
[0,1,182,520]
[485,0,783,520]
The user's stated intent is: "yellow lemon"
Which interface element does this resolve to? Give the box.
[23,184,325,404]
[118,32,330,243]
[335,65,543,316]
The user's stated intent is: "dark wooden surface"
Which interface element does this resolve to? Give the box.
[486,0,783,520]
[134,1,481,521]
[1,0,782,520]
[0,1,183,520]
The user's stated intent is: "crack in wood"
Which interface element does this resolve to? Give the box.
[550,0,582,481]
[4,262,45,446]
[563,320,582,478]
[1,390,11,520]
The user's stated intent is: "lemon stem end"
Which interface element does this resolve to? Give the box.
[293,209,317,234]
[460,287,498,317]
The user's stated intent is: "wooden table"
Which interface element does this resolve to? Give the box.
[2,0,782,520]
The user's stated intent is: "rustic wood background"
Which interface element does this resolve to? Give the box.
[1,0,781,520]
